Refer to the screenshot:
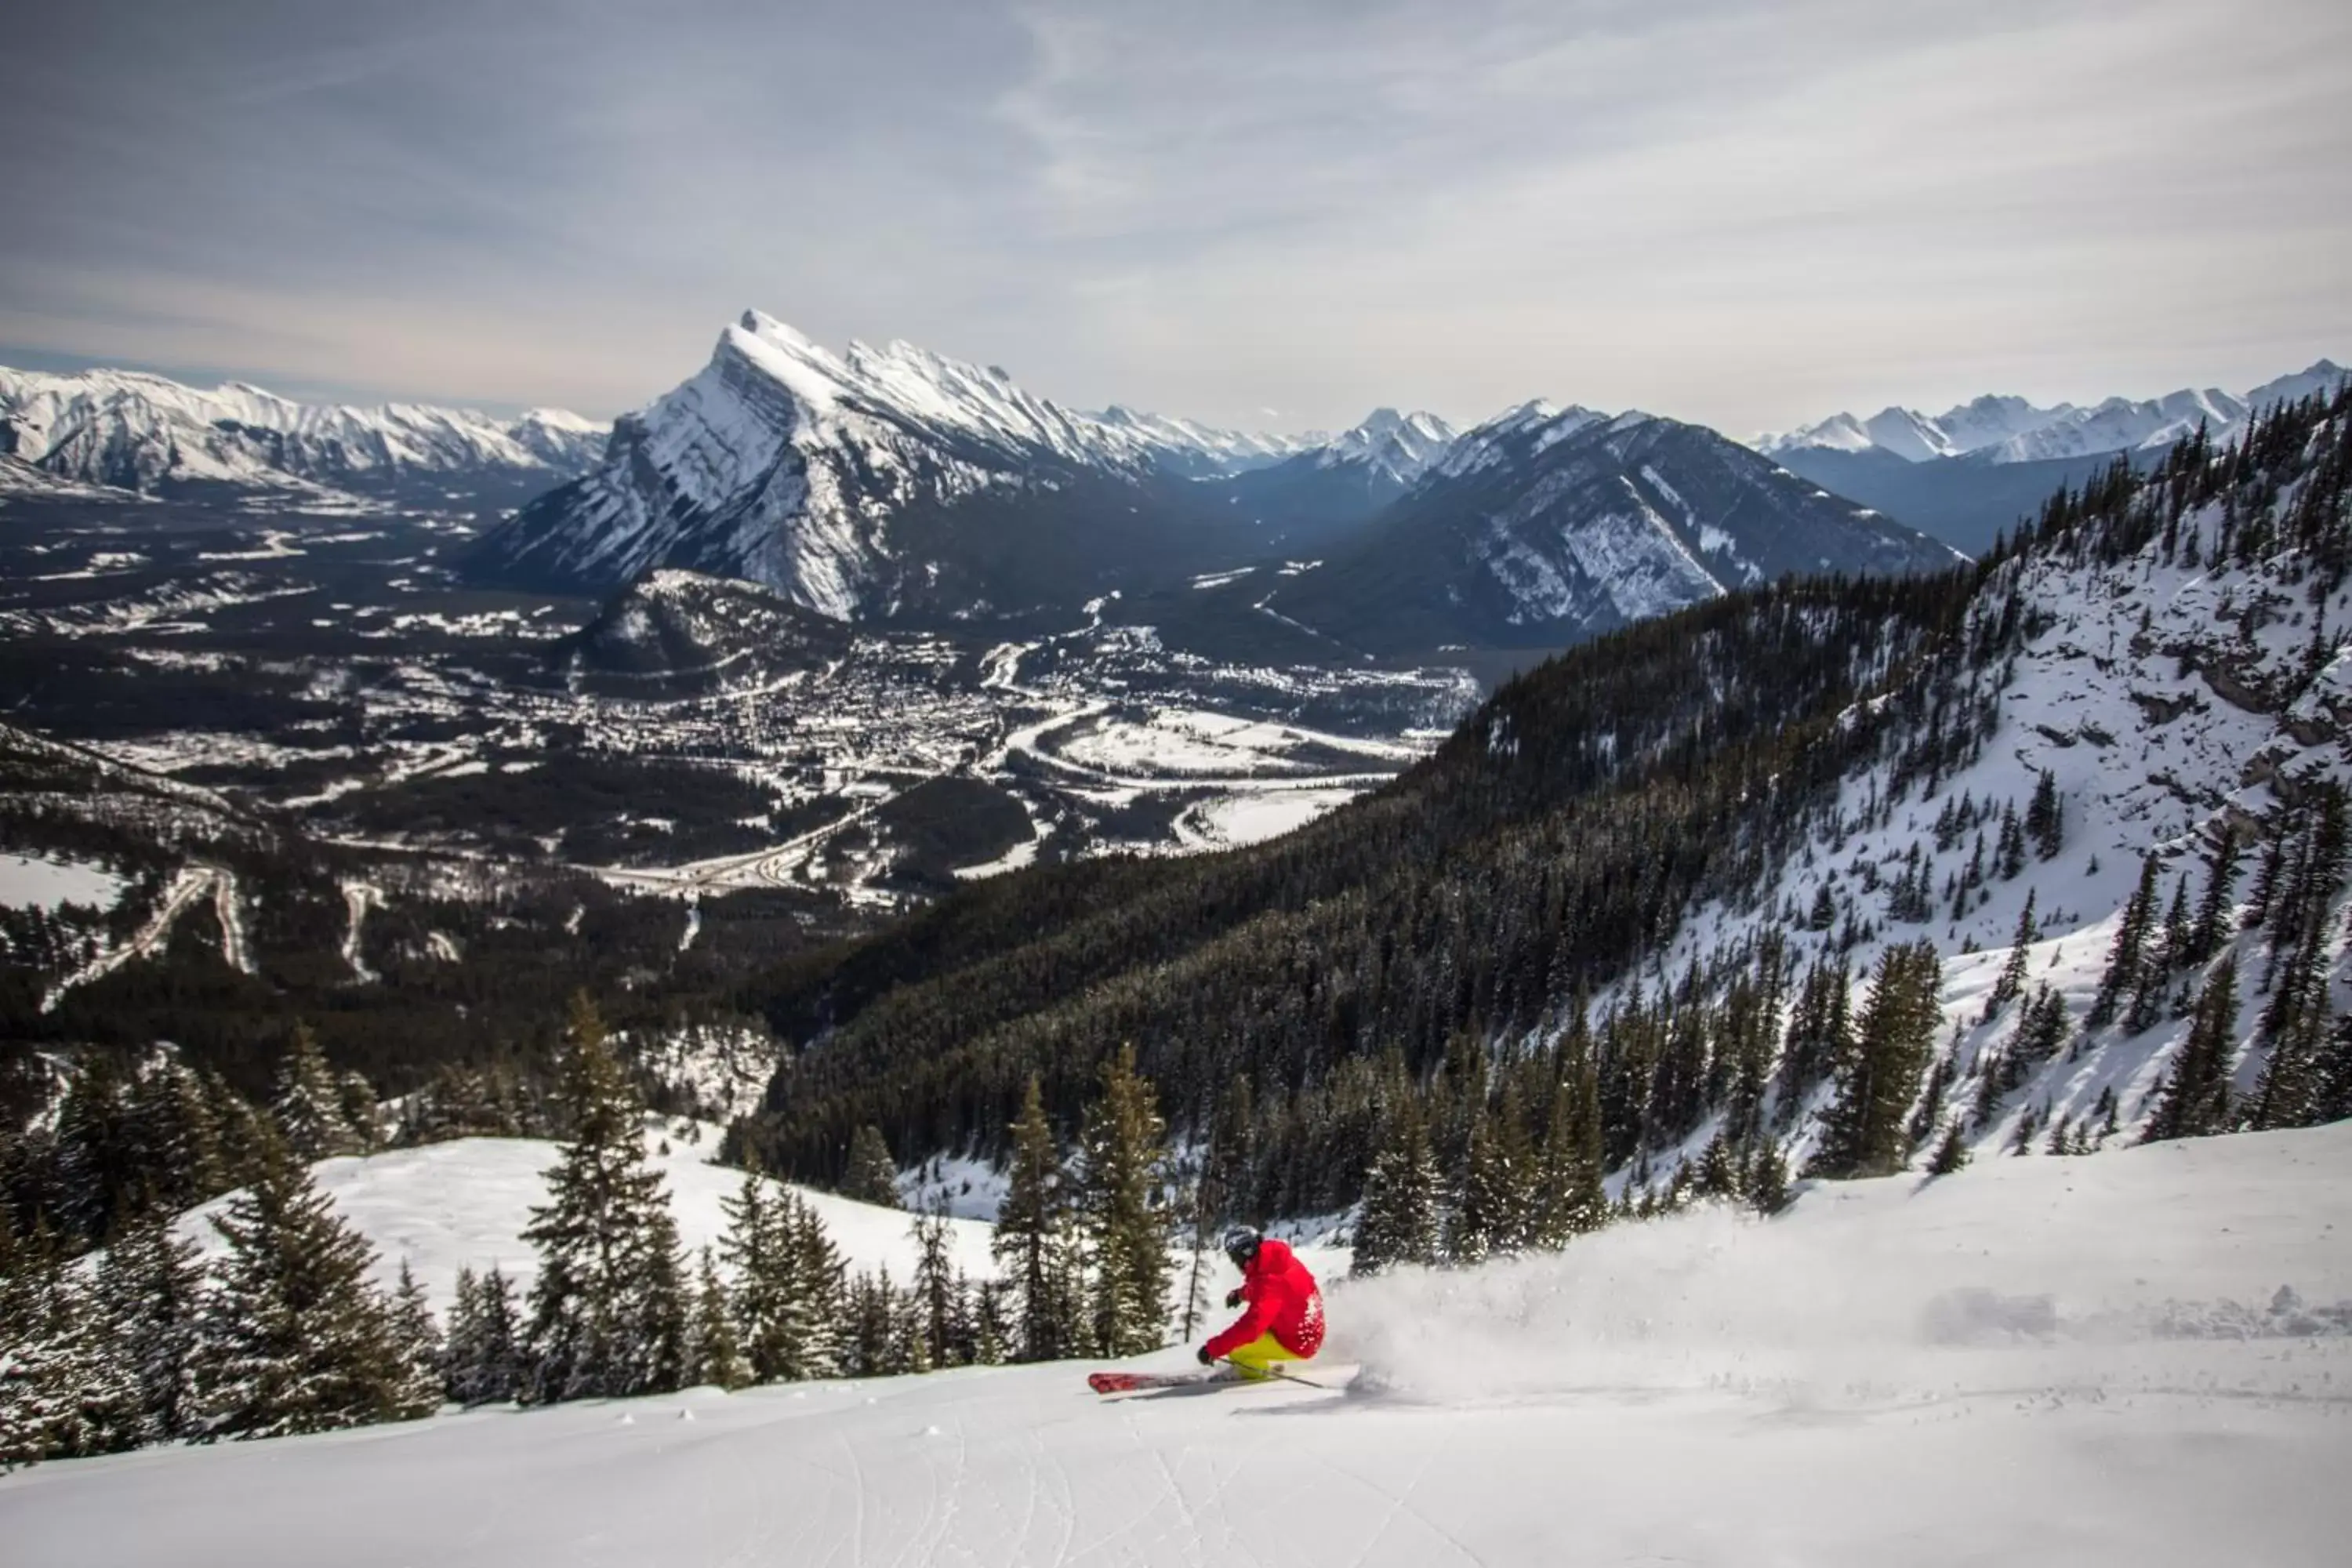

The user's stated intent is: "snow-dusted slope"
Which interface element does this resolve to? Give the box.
[470,310,1316,613]
[1622,398,2352,1192]
[0,365,607,496]
[170,1116,996,1314]
[11,1120,2347,1566]
[1265,403,1960,652]
[1760,360,2343,466]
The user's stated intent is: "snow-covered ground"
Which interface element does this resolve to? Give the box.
[13,1121,2347,1566]
[172,1118,996,1313]
[1176,786,1361,849]
[0,851,122,910]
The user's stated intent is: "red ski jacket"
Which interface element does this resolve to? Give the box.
[1204,1237,1326,1361]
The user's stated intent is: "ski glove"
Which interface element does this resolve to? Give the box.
[1226,1289,1245,1308]
[1196,1345,1214,1366]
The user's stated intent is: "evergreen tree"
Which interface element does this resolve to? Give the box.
[1690,1133,1743,1200]
[909,1203,958,1369]
[848,1269,898,1376]
[1995,804,2028,880]
[49,1054,135,1247]
[2249,979,2329,1132]
[842,1124,902,1209]
[1967,1050,2003,1131]
[972,1282,1008,1366]
[127,1063,225,1215]
[775,1195,848,1381]
[1982,890,2037,1021]
[1926,1122,1970,1176]
[1528,1070,1606,1247]
[718,1162,793,1383]
[2087,856,2162,1029]
[1447,1107,1530,1262]
[2310,1012,2352,1126]
[1352,1098,1441,1275]
[191,1125,416,1442]
[2187,829,2244,963]
[1813,942,1943,1178]
[98,1207,206,1443]
[2243,827,2288,931]
[1776,959,1852,1116]
[336,1074,382,1155]
[1747,1141,1792,1215]
[992,1076,1073,1363]
[2,1220,141,1466]
[686,1248,751,1390]
[2013,983,2073,1067]
[2143,959,2241,1142]
[274,1024,358,1163]
[2157,875,2193,971]
[386,1262,444,1417]
[1076,1046,1174,1359]
[887,1274,933,1375]
[521,994,689,1403]
[443,1265,525,1406]
[2025,770,2065,859]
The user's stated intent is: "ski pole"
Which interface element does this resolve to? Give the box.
[1221,1357,1334,1391]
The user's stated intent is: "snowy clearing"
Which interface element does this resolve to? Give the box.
[0,852,122,910]
[12,1121,2348,1566]
[1177,786,1361,849]
[170,1119,996,1315]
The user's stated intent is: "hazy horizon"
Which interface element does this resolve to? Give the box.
[7,0,2348,434]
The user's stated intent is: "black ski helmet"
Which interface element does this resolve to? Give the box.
[1221,1226,1262,1268]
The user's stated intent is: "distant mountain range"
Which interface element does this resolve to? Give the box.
[1750,360,2347,554]
[468,310,1957,655]
[0,365,608,507]
[1757,361,2347,467]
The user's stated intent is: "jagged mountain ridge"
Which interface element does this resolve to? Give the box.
[1760,359,2346,466]
[474,310,1962,649]
[1243,404,1962,654]
[0,364,608,500]
[469,310,1345,619]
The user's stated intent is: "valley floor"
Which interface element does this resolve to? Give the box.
[6,1123,2348,1566]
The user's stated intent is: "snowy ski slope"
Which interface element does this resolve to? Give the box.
[8,1121,2348,1566]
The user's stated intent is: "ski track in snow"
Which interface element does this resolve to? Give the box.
[333,883,376,982]
[39,865,249,1012]
[8,1123,2349,1566]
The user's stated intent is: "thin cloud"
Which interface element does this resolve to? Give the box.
[0,0,2343,434]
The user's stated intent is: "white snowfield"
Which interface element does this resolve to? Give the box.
[11,1123,2349,1566]
[0,851,122,910]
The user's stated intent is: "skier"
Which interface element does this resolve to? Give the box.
[1199,1226,1325,1379]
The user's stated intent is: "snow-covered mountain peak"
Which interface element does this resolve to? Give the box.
[2246,359,2347,412]
[1320,406,1458,478]
[474,307,1330,614]
[0,361,608,496]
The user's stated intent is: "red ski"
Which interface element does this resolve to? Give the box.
[1087,1369,1234,1395]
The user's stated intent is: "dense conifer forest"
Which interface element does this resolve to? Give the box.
[731,384,2352,1218]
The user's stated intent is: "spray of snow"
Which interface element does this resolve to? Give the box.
[1337,1124,2352,1414]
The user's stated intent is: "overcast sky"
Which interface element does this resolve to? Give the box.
[5,0,2347,436]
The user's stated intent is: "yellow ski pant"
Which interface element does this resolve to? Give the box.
[1225,1333,1309,1381]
